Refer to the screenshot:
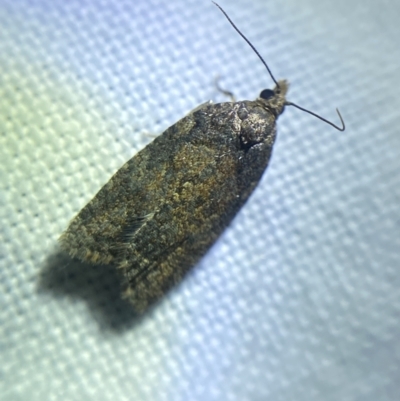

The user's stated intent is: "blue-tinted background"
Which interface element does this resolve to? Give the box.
[1,0,399,400]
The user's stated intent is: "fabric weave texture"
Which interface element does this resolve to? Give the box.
[1,1,399,400]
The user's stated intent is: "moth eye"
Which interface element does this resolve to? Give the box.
[259,89,275,100]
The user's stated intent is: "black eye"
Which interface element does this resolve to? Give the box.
[259,89,275,100]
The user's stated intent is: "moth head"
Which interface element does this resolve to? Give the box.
[258,79,289,116]
[213,2,345,131]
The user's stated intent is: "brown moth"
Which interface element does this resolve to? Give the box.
[59,2,344,312]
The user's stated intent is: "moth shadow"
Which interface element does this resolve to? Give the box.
[38,250,145,332]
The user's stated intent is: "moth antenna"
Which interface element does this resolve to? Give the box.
[286,102,345,131]
[212,1,280,89]
[213,1,346,131]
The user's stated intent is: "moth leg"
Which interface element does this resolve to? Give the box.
[186,100,213,115]
[143,132,158,139]
[214,75,236,102]
[121,212,155,240]
[112,212,156,257]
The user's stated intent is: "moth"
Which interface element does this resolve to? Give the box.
[59,2,344,312]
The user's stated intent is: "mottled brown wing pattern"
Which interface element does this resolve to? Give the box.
[60,94,285,311]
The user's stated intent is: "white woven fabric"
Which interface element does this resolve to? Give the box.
[1,0,399,400]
